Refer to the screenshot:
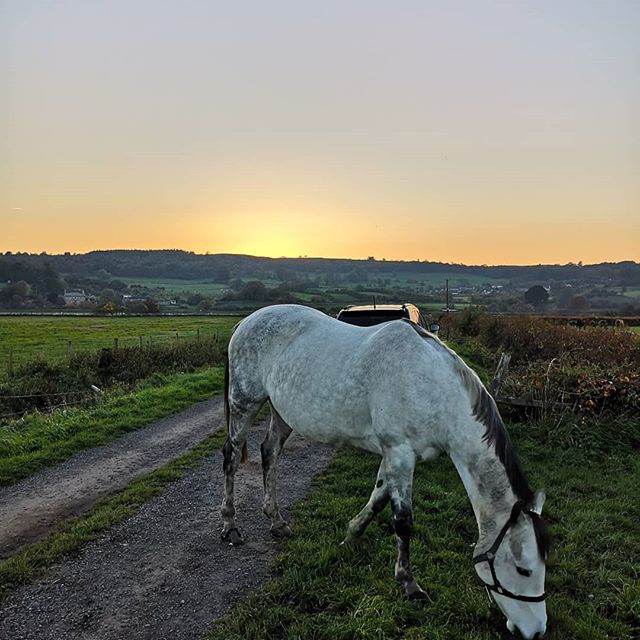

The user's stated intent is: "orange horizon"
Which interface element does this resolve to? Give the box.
[0,242,637,269]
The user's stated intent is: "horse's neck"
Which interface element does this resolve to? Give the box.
[450,443,515,549]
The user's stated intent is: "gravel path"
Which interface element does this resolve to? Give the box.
[0,424,333,640]
[0,396,225,558]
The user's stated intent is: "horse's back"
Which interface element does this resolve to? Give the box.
[228,305,464,450]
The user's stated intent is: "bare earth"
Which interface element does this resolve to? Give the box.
[0,411,333,639]
[0,396,226,558]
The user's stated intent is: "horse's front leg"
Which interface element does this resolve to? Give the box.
[385,445,429,602]
[344,460,389,544]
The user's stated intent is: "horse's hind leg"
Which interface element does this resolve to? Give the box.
[343,460,389,544]
[384,445,429,602]
[261,407,293,538]
[220,400,263,545]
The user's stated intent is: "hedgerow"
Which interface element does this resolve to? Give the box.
[0,337,226,418]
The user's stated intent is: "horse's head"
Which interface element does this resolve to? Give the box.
[474,490,550,639]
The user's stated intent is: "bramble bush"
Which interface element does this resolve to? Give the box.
[452,308,640,365]
[451,309,640,424]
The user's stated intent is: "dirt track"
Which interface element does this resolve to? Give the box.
[0,415,333,639]
[0,396,227,558]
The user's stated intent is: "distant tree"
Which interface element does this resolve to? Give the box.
[0,280,30,306]
[46,291,64,306]
[524,285,549,306]
[551,284,574,309]
[568,295,590,313]
[187,293,204,306]
[239,280,268,301]
[97,302,119,315]
[99,288,120,305]
[197,297,214,311]
[144,297,160,314]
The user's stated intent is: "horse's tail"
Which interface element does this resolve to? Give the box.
[224,350,248,463]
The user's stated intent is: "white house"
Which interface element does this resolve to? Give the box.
[63,289,94,306]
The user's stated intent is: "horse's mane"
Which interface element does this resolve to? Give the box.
[468,382,534,506]
[402,321,552,557]
[401,320,534,506]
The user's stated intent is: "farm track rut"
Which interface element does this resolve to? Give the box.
[0,425,332,640]
[0,396,226,557]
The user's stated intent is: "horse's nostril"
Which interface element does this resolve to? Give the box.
[532,634,541,640]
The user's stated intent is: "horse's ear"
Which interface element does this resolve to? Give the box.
[532,489,546,515]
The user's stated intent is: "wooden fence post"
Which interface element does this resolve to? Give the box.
[491,352,511,398]
[67,340,73,357]
[7,349,13,376]
[197,328,200,343]
[114,337,119,350]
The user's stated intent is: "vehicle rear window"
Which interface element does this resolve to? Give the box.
[337,309,407,326]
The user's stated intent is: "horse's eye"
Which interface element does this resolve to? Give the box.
[516,566,532,577]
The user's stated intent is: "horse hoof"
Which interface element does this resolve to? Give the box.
[406,583,431,602]
[342,534,363,547]
[221,528,244,545]
[271,523,292,539]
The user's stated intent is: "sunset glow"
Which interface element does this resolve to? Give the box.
[1,1,638,265]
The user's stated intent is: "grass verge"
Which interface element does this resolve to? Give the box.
[0,426,228,604]
[0,367,225,486]
[208,426,639,640]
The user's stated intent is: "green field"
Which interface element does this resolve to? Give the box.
[0,315,241,369]
[371,272,509,288]
[124,277,231,296]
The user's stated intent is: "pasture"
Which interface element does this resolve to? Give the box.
[124,277,231,296]
[209,424,639,640]
[0,315,241,369]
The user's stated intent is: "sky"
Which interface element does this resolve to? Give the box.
[1,0,638,265]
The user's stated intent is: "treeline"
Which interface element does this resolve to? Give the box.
[2,250,639,287]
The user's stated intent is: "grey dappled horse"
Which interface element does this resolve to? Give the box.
[221,305,550,639]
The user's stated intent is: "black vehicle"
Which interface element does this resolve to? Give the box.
[336,303,428,329]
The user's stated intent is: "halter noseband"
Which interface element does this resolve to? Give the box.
[472,502,546,603]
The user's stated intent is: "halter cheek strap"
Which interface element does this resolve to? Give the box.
[473,502,546,603]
